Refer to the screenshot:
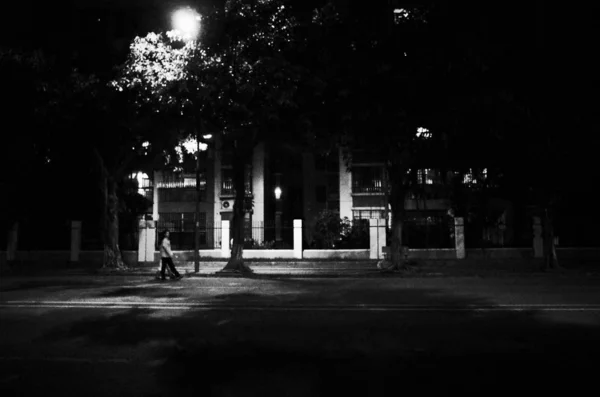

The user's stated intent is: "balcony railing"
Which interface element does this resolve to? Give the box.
[352,180,384,194]
[221,179,252,196]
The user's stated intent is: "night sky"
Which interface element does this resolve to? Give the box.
[1,0,597,124]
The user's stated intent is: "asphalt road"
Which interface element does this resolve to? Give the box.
[1,275,600,396]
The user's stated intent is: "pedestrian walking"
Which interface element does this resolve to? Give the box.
[158,230,183,280]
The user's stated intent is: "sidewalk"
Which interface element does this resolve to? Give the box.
[2,259,598,278]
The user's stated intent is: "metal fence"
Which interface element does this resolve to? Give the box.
[400,216,455,249]
[464,216,532,249]
[156,213,221,250]
[16,219,71,251]
[554,215,600,247]
[310,219,370,249]
[80,219,139,251]
[243,221,294,249]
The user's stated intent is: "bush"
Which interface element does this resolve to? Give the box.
[339,219,369,249]
[312,210,369,249]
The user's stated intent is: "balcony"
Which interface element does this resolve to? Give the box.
[221,179,253,197]
[352,166,385,195]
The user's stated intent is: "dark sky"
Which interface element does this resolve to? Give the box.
[1,0,596,89]
[0,0,323,75]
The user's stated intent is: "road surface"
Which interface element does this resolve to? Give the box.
[1,275,599,396]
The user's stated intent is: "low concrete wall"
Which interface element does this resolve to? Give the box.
[242,250,295,259]
[556,247,600,260]
[466,248,532,259]
[409,249,456,260]
[2,250,138,268]
[303,249,370,260]
[79,251,138,267]
[383,247,457,260]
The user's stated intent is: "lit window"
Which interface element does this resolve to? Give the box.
[352,166,384,193]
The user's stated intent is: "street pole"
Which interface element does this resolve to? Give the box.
[194,127,201,272]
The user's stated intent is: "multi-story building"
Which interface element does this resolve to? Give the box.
[141,137,513,250]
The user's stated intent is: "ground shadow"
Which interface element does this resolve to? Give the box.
[0,279,107,293]
[95,286,184,299]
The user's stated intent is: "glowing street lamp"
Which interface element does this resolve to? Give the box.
[172,6,202,271]
[172,7,201,40]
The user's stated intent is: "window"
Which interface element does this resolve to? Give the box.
[462,168,487,184]
[221,166,252,196]
[417,169,440,185]
[316,186,327,203]
[352,166,384,193]
[221,169,234,196]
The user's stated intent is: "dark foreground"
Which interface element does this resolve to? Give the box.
[1,275,599,396]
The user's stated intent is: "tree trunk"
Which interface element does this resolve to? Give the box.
[102,176,127,270]
[542,208,561,271]
[194,129,201,273]
[380,169,407,272]
[222,145,253,273]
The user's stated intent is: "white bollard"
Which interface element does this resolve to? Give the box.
[221,220,230,255]
[454,217,465,259]
[293,219,303,259]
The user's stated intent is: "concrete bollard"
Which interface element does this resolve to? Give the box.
[221,220,230,255]
[70,221,82,263]
[293,219,302,259]
[533,216,543,258]
[454,217,465,259]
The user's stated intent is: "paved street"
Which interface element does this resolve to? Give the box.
[1,274,600,396]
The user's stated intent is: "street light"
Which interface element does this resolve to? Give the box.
[171,6,202,272]
[172,7,201,40]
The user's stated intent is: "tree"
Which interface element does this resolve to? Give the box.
[117,0,315,273]
[305,1,511,270]
[0,49,51,261]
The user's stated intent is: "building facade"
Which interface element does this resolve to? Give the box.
[146,138,512,250]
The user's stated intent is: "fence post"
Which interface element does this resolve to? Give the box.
[293,219,303,259]
[70,221,82,263]
[369,218,379,260]
[378,219,386,260]
[7,222,19,263]
[454,217,465,259]
[533,216,543,258]
[146,221,156,265]
[221,220,230,255]
[138,219,148,263]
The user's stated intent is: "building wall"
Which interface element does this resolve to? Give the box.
[339,148,353,220]
[252,143,265,231]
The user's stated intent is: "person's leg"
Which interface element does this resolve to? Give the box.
[160,258,168,280]
[166,258,181,277]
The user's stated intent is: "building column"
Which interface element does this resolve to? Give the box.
[454,217,466,259]
[533,216,543,258]
[70,221,82,263]
[252,143,265,243]
[274,173,282,242]
[152,171,161,221]
[339,148,352,220]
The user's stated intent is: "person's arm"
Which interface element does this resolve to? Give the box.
[161,238,174,258]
